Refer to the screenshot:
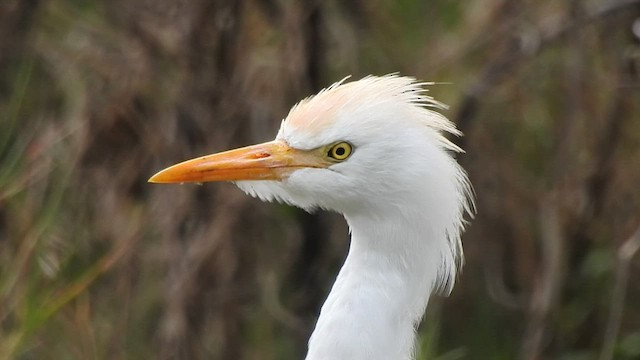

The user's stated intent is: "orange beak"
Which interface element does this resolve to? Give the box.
[148,140,327,184]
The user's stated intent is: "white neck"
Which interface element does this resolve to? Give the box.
[305,210,442,360]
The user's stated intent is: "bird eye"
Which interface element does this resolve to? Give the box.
[328,142,352,161]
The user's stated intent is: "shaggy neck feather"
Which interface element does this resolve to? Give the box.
[305,209,443,360]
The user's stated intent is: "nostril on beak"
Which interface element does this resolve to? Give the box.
[253,152,271,159]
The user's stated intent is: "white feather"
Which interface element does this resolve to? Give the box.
[236,75,474,360]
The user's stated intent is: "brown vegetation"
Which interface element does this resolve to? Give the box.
[1,0,639,359]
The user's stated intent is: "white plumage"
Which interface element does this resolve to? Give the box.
[150,75,474,360]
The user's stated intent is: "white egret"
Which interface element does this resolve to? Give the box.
[149,75,474,360]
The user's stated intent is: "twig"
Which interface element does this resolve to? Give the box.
[519,196,566,360]
[599,225,640,360]
[454,0,640,141]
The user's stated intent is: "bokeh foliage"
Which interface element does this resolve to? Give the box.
[1,0,639,359]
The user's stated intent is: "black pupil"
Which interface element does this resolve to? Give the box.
[335,147,346,156]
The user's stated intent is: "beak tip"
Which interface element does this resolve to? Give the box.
[148,171,166,183]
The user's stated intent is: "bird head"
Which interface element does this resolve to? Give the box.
[150,75,474,294]
[150,75,472,220]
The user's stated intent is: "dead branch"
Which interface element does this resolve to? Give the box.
[519,196,566,360]
[454,0,640,141]
[599,225,640,360]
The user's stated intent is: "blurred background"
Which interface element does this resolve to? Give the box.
[1,0,639,359]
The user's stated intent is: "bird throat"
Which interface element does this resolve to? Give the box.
[305,212,441,360]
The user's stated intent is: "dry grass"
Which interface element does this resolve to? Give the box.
[1,0,639,359]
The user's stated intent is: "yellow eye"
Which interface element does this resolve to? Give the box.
[328,142,353,161]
